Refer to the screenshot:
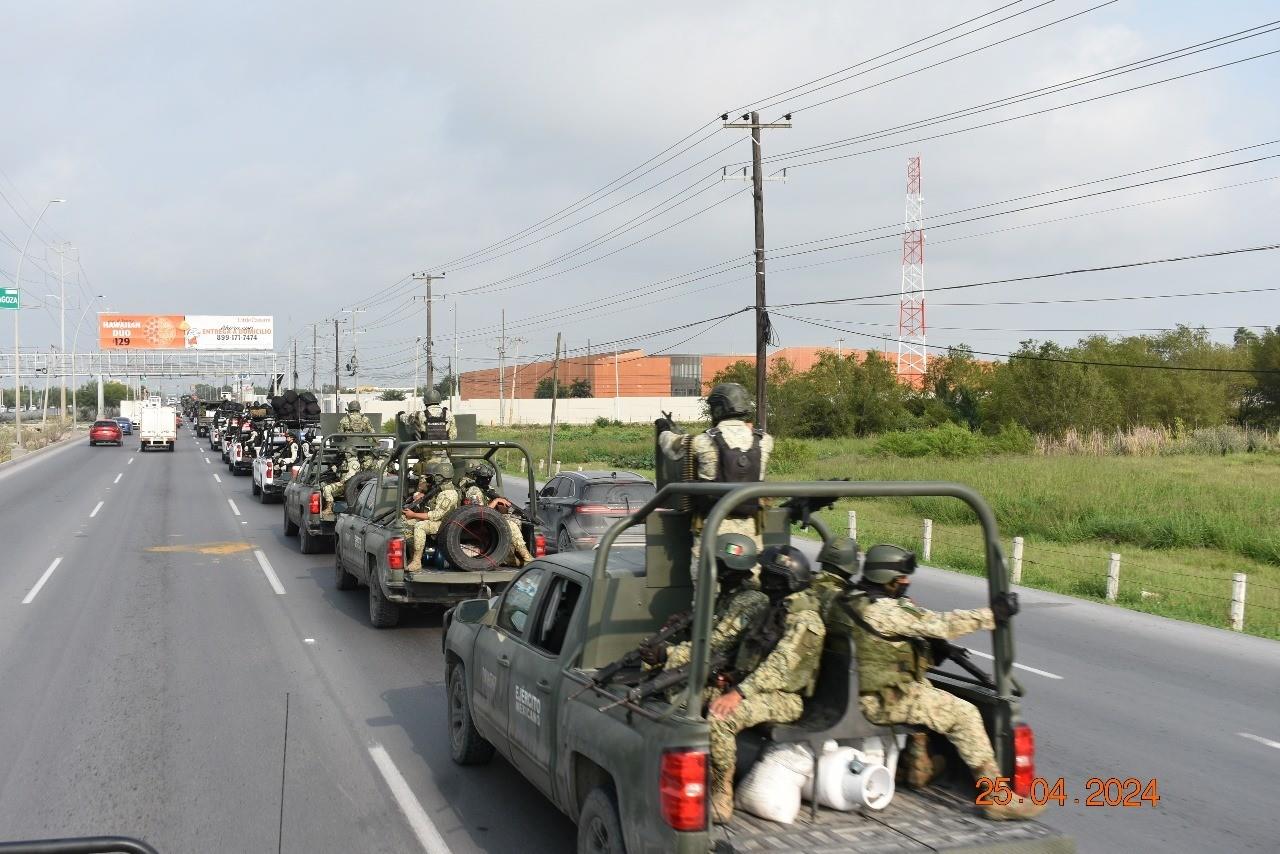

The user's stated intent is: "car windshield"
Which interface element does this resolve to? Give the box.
[582,482,655,505]
[93,420,117,428]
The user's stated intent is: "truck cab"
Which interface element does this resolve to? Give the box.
[443,481,1073,854]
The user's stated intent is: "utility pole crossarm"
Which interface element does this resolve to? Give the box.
[411,272,445,393]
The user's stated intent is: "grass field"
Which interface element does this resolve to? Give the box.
[485,423,1280,639]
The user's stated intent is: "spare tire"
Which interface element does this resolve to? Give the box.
[439,505,512,572]
[345,470,379,505]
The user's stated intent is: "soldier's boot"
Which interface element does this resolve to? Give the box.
[710,781,734,824]
[319,505,336,521]
[974,762,1046,821]
[906,732,946,788]
[404,554,423,573]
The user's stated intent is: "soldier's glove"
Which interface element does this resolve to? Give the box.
[991,591,1020,624]
[654,417,675,434]
[638,640,667,667]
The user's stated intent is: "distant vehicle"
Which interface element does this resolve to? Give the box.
[89,420,123,446]
[138,405,177,452]
[252,432,292,502]
[28,404,38,412]
[196,404,217,437]
[536,471,655,553]
[113,417,133,435]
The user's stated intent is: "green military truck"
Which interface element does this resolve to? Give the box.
[442,481,1073,854]
[333,439,544,628]
[282,432,393,554]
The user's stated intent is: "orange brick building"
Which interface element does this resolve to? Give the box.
[459,345,902,399]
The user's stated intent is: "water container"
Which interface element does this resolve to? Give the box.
[736,744,812,824]
[802,742,895,811]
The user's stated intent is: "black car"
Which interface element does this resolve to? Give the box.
[535,470,655,553]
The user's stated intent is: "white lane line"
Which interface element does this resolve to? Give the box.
[228,498,241,516]
[368,743,452,854]
[962,648,1063,680]
[89,501,104,518]
[204,457,210,464]
[253,549,286,595]
[22,557,64,604]
[128,457,134,465]
[1239,732,1280,750]
[213,473,222,483]
[113,473,123,484]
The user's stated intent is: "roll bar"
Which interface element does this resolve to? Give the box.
[591,481,1015,716]
[390,440,540,523]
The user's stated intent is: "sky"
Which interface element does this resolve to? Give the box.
[2,0,1278,389]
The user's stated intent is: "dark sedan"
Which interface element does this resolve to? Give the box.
[535,470,655,552]
[89,420,123,446]
[113,417,133,435]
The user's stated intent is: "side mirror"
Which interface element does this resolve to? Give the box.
[453,598,491,624]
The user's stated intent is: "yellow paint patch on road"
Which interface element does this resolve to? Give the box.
[147,542,253,556]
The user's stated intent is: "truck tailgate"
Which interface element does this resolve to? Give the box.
[714,788,1073,853]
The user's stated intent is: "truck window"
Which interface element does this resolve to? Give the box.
[530,576,582,656]
[497,567,545,636]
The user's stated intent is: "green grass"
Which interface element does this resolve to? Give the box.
[481,424,1280,638]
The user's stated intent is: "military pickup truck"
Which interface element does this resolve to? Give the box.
[333,439,544,628]
[282,432,389,555]
[195,403,218,437]
[442,481,1073,854]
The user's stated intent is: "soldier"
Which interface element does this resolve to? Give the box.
[705,545,826,823]
[641,533,769,671]
[338,400,374,433]
[837,544,1044,821]
[319,448,360,520]
[275,431,300,469]
[402,459,460,572]
[657,382,773,570]
[459,461,533,567]
[406,389,456,441]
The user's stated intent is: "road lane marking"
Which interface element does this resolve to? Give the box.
[1239,732,1280,750]
[253,549,286,595]
[228,499,241,516]
[22,558,63,604]
[113,473,122,484]
[962,648,1063,680]
[368,743,452,854]
[89,501,104,518]
[128,457,134,465]
[204,457,210,464]
[214,473,222,483]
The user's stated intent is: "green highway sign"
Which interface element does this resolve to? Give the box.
[0,288,19,310]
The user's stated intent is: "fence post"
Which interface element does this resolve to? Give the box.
[847,510,857,541]
[1106,553,1121,601]
[1231,573,1247,632]
[577,464,583,471]
[538,458,545,474]
[922,519,933,561]
[555,460,561,475]
[1011,536,1024,585]
[520,456,526,473]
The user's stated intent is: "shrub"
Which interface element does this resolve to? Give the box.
[770,438,817,475]
[874,423,987,458]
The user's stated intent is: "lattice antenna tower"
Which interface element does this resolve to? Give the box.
[897,155,927,380]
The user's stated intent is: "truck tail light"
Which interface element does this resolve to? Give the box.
[387,537,405,570]
[1012,723,1035,796]
[309,492,321,514]
[265,463,273,479]
[534,532,547,557]
[660,749,707,831]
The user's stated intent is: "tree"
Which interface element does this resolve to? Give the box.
[379,389,406,401]
[922,345,988,430]
[434,373,457,397]
[982,341,1121,435]
[534,378,556,399]
[72,381,131,412]
[1245,326,1280,424]
[568,378,592,398]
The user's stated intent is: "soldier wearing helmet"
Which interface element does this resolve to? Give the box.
[406,388,457,441]
[401,458,460,572]
[836,544,1041,820]
[705,545,825,823]
[319,448,362,520]
[338,400,374,433]
[656,381,774,571]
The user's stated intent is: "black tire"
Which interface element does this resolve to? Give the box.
[447,664,496,765]
[368,573,400,628]
[344,470,378,506]
[577,787,626,854]
[558,527,573,553]
[252,480,262,496]
[439,505,512,572]
[283,504,298,537]
[299,522,318,554]
[334,544,357,590]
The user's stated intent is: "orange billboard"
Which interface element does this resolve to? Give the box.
[98,314,275,350]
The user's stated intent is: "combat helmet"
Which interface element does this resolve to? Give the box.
[346,400,361,412]
[861,544,917,585]
[706,382,752,424]
[424,389,443,406]
[423,458,455,483]
[758,545,812,595]
[817,537,861,580]
[464,459,493,485]
[714,533,758,577]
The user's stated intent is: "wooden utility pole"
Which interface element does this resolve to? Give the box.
[547,332,562,471]
[311,323,318,391]
[412,272,445,392]
[332,318,340,413]
[723,110,790,431]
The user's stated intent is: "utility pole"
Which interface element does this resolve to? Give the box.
[547,332,562,471]
[291,338,298,389]
[412,272,445,393]
[344,308,365,406]
[311,323,318,390]
[508,336,526,423]
[723,110,790,431]
[413,336,422,400]
[332,318,340,413]
[496,310,506,425]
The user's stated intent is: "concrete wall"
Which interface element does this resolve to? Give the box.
[455,397,704,426]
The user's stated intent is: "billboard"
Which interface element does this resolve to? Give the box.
[99,314,274,350]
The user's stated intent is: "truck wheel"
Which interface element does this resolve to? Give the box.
[578,787,626,854]
[299,523,318,554]
[334,546,357,591]
[447,665,495,765]
[368,576,400,628]
[558,528,573,553]
[283,505,298,537]
[253,480,262,497]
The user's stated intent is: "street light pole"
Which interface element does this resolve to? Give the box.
[70,294,106,424]
[12,198,64,451]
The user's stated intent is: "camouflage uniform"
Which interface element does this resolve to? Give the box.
[707,590,825,798]
[419,483,460,539]
[338,412,374,433]
[462,483,533,567]
[321,453,360,516]
[663,583,769,670]
[841,594,998,772]
[409,405,457,440]
[658,418,774,574]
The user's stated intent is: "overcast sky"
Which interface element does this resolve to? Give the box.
[3,0,1278,387]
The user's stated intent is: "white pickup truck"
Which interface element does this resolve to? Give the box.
[139,405,177,452]
[252,434,294,502]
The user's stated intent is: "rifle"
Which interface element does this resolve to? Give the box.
[779,481,850,527]
[591,610,694,687]
[598,650,738,711]
[929,639,997,691]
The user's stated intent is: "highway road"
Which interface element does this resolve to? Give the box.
[1,429,1277,853]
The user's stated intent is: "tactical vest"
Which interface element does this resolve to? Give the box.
[843,593,928,694]
[707,428,763,517]
[424,407,450,440]
[733,591,824,697]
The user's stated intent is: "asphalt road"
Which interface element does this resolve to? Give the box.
[0,432,1276,853]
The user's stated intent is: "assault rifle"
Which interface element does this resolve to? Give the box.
[590,610,694,687]
[598,650,739,712]
[928,639,1010,693]
[779,481,849,527]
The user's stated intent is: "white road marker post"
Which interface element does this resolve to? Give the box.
[847,509,857,541]
[1106,553,1121,602]
[922,518,933,561]
[1011,536,1024,585]
[555,460,561,475]
[1230,572,1247,632]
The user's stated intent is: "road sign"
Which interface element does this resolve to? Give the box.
[0,288,19,310]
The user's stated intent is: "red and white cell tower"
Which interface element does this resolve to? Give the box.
[897,155,927,382]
